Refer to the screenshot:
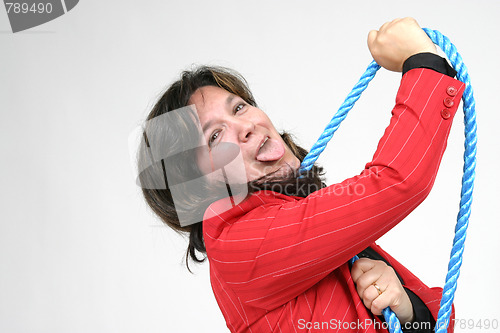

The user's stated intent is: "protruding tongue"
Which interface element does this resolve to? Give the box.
[256,138,285,162]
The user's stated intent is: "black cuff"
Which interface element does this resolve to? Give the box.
[402,52,457,78]
[402,288,435,333]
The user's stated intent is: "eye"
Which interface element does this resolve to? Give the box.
[208,130,221,147]
[234,103,246,114]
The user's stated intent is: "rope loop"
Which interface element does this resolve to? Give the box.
[302,28,476,333]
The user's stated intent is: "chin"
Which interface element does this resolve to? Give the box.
[252,162,296,183]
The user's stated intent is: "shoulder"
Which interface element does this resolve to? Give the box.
[203,190,296,222]
[202,191,298,241]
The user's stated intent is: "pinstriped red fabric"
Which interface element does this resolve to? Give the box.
[203,69,465,333]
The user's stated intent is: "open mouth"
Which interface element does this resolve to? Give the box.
[259,137,269,149]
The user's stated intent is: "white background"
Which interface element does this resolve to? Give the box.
[1,1,499,332]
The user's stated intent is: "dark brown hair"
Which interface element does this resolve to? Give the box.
[137,66,324,272]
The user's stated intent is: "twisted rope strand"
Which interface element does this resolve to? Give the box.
[423,28,477,333]
[298,60,380,174]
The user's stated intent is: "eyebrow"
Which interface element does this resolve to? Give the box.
[201,93,236,134]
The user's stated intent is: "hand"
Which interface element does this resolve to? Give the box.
[351,258,414,325]
[368,17,438,72]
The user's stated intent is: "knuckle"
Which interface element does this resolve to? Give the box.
[371,299,383,313]
[362,288,371,300]
[356,285,364,298]
[356,276,367,289]
[384,265,395,275]
[363,298,372,310]
[351,262,359,272]
[359,276,373,290]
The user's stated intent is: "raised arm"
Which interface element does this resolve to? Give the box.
[203,19,465,311]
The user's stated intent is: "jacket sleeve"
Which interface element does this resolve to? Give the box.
[203,68,465,311]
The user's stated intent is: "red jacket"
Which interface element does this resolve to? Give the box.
[203,69,465,332]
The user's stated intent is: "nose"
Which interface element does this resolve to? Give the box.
[233,118,255,142]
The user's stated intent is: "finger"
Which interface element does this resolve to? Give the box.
[355,270,384,298]
[370,265,396,289]
[379,18,402,33]
[353,260,387,290]
[401,16,418,27]
[391,17,404,24]
[370,287,395,316]
[351,258,378,273]
[351,258,377,282]
[362,283,383,311]
[371,292,390,316]
[378,20,393,32]
[367,30,378,49]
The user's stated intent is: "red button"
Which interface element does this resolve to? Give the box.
[444,97,454,108]
[446,86,458,96]
[441,109,451,119]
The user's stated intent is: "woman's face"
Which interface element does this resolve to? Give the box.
[189,86,300,182]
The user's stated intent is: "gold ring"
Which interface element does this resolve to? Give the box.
[372,282,383,295]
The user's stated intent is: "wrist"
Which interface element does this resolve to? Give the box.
[402,52,457,77]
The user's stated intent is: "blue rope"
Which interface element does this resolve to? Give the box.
[302,29,476,333]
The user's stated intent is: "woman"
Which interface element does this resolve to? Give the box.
[136,18,464,332]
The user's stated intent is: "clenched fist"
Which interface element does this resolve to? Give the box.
[351,258,415,325]
[368,17,438,72]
